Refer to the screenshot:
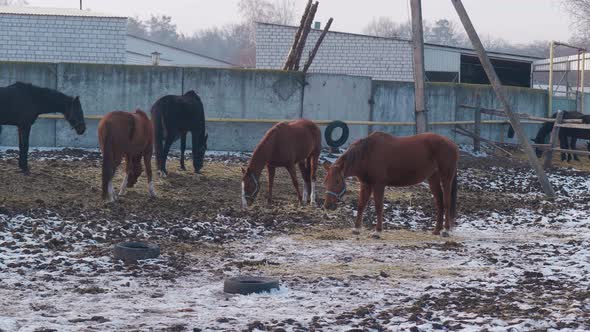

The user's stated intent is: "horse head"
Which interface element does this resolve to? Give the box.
[65,96,86,135]
[323,161,346,211]
[241,167,259,208]
[194,132,208,173]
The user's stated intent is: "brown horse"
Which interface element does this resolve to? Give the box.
[323,132,459,236]
[241,119,321,208]
[98,110,155,202]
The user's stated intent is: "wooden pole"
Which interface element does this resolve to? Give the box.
[543,110,563,168]
[548,41,555,117]
[293,2,319,71]
[302,17,333,73]
[581,52,586,113]
[411,0,428,134]
[473,93,481,153]
[451,0,555,198]
[283,0,312,70]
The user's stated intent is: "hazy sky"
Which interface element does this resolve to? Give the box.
[27,0,572,44]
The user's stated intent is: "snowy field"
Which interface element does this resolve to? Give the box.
[1,148,590,331]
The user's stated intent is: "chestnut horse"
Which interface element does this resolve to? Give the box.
[98,110,155,202]
[241,119,321,208]
[324,132,459,236]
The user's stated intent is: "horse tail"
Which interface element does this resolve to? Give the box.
[151,107,164,170]
[451,170,458,224]
[100,122,114,200]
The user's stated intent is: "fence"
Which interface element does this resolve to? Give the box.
[0,61,582,151]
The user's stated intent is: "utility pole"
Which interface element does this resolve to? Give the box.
[410,0,428,134]
[80,1,83,10]
[451,0,555,198]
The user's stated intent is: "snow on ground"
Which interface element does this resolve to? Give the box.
[1,149,590,331]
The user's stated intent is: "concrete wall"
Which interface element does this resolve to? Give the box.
[0,61,554,152]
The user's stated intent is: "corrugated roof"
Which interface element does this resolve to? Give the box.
[0,6,126,18]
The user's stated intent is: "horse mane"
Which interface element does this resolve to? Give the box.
[334,136,369,172]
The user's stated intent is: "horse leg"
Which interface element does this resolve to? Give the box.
[159,135,175,177]
[442,176,454,235]
[144,149,156,198]
[353,182,372,235]
[298,161,311,205]
[17,125,31,174]
[559,132,568,162]
[286,165,303,204]
[180,131,187,171]
[309,152,320,207]
[428,173,444,235]
[267,165,275,206]
[119,155,131,196]
[372,184,385,238]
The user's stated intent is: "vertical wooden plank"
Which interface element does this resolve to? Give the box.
[543,110,564,169]
[451,0,555,198]
[474,93,481,153]
[410,0,428,134]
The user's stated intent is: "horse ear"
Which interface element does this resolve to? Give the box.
[74,96,79,101]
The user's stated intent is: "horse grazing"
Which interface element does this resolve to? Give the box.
[241,119,321,208]
[323,132,459,236]
[510,111,590,161]
[151,90,207,176]
[98,110,155,202]
[0,82,86,174]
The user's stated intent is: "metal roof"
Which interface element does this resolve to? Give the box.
[0,6,126,18]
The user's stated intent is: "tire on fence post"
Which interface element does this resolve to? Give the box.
[324,120,349,148]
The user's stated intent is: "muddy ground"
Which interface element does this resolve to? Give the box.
[1,147,590,331]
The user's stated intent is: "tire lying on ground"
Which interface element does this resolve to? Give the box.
[324,120,349,148]
[223,276,280,295]
[113,242,160,264]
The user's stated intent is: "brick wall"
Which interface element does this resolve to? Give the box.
[255,22,414,81]
[0,14,126,64]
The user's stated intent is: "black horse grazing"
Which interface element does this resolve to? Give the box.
[0,82,86,173]
[151,90,207,176]
[509,111,590,161]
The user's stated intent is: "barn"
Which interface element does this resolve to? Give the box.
[255,22,540,87]
[0,6,235,68]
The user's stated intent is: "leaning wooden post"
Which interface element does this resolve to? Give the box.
[283,0,312,70]
[473,93,482,153]
[451,0,555,198]
[293,2,319,71]
[543,110,564,169]
[411,0,429,134]
[302,17,333,73]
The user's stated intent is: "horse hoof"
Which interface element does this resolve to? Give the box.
[433,230,441,236]
[180,166,187,171]
[352,229,361,235]
[371,232,381,239]
[158,170,167,178]
[441,230,450,238]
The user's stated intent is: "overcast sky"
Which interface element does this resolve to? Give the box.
[27,0,572,44]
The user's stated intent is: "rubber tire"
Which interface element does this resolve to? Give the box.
[324,120,349,148]
[113,242,160,264]
[223,276,280,295]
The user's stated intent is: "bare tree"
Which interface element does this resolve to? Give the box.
[238,0,296,26]
[562,0,590,48]
[427,19,467,47]
[363,17,412,39]
[0,0,28,5]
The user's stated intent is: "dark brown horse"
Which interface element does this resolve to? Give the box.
[98,110,155,202]
[241,119,321,208]
[324,132,459,236]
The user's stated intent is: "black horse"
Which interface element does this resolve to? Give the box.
[151,90,207,176]
[509,111,590,161]
[0,82,86,173]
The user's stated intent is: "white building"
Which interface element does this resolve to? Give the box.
[256,22,540,87]
[0,6,235,68]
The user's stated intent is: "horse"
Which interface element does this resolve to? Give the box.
[0,82,86,174]
[509,111,590,161]
[241,119,321,208]
[98,110,155,202]
[323,132,459,237]
[151,90,207,177]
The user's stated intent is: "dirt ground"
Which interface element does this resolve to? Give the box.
[1,146,590,331]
